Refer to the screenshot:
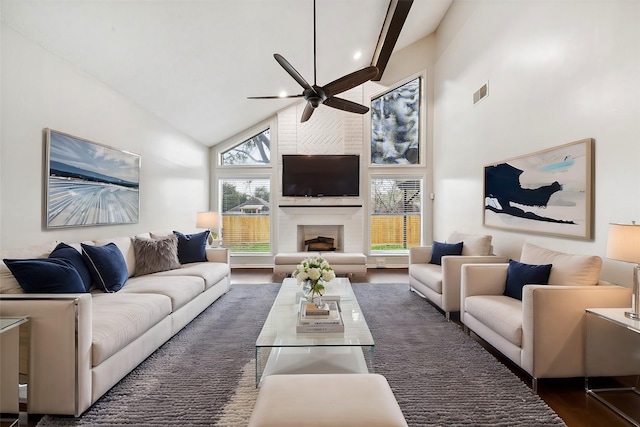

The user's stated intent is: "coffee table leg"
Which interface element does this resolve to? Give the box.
[255,347,261,387]
[365,346,375,373]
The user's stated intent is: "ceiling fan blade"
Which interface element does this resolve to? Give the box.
[301,102,315,123]
[247,94,304,99]
[323,66,379,97]
[274,54,315,92]
[324,96,370,114]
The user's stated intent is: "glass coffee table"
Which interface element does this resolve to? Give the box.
[255,277,375,386]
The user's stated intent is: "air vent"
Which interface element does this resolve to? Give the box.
[473,82,489,105]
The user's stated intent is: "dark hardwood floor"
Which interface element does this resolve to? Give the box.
[13,268,629,426]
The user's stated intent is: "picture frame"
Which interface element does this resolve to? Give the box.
[483,138,594,239]
[44,129,141,228]
[370,76,421,165]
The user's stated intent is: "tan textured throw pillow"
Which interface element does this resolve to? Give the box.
[133,235,181,276]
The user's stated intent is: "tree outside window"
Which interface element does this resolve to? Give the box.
[221,129,270,165]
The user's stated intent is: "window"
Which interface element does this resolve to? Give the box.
[220,178,270,253]
[221,129,270,165]
[371,77,421,165]
[370,178,422,252]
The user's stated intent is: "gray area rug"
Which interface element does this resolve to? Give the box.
[37,283,566,426]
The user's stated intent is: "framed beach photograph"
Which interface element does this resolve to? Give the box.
[483,138,594,239]
[45,129,141,228]
[370,76,421,165]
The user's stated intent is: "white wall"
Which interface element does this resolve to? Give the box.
[0,25,210,249]
[433,0,640,286]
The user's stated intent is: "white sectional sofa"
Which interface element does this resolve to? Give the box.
[408,232,506,319]
[0,230,231,416]
[460,242,632,390]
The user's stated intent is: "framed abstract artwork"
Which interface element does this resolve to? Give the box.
[45,129,141,228]
[371,76,421,165]
[483,138,594,239]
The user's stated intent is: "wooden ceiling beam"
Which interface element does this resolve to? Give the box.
[370,0,414,81]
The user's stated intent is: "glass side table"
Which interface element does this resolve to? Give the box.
[0,317,30,426]
[585,308,640,426]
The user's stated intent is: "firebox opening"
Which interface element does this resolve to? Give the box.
[297,225,344,252]
[305,236,336,252]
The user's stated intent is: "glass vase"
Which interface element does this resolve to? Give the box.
[302,280,323,307]
[302,281,314,302]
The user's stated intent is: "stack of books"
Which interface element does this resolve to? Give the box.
[296,298,344,333]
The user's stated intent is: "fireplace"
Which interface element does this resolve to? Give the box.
[297,225,344,252]
[277,205,364,254]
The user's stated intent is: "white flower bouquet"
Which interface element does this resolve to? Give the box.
[292,256,336,300]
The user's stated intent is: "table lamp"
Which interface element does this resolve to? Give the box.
[606,222,640,320]
[196,211,221,246]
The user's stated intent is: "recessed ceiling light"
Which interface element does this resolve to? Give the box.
[353,51,362,60]
[278,91,287,98]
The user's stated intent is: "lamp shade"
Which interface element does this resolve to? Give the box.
[196,211,220,229]
[606,223,640,264]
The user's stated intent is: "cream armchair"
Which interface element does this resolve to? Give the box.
[408,232,506,320]
[461,243,632,390]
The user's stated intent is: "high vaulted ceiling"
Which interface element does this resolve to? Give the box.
[2,0,452,147]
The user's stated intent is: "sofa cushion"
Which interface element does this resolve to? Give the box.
[49,243,93,291]
[408,263,443,293]
[0,242,59,294]
[173,231,209,264]
[81,243,129,293]
[465,295,523,346]
[91,292,172,366]
[504,260,552,301]
[3,258,86,293]
[132,235,181,276]
[429,241,463,265]
[520,243,602,286]
[153,262,231,290]
[448,232,492,256]
[120,275,205,311]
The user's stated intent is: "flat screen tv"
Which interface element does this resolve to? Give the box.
[282,155,360,197]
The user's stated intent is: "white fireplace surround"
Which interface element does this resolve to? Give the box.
[278,205,364,254]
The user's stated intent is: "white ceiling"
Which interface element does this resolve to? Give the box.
[2,0,452,147]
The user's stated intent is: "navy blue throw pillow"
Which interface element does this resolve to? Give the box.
[50,243,93,292]
[429,241,464,265]
[3,258,86,293]
[81,243,128,292]
[173,230,209,264]
[504,259,552,301]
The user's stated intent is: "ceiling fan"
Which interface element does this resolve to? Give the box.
[248,0,379,123]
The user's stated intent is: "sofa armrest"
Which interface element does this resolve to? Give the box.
[461,263,509,297]
[440,255,507,312]
[0,294,93,416]
[460,263,509,323]
[206,247,230,264]
[521,284,632,378]
[409,246,432,265]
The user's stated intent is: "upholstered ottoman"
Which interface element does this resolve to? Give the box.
[247,373,408,427]
[273,252,367,276]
